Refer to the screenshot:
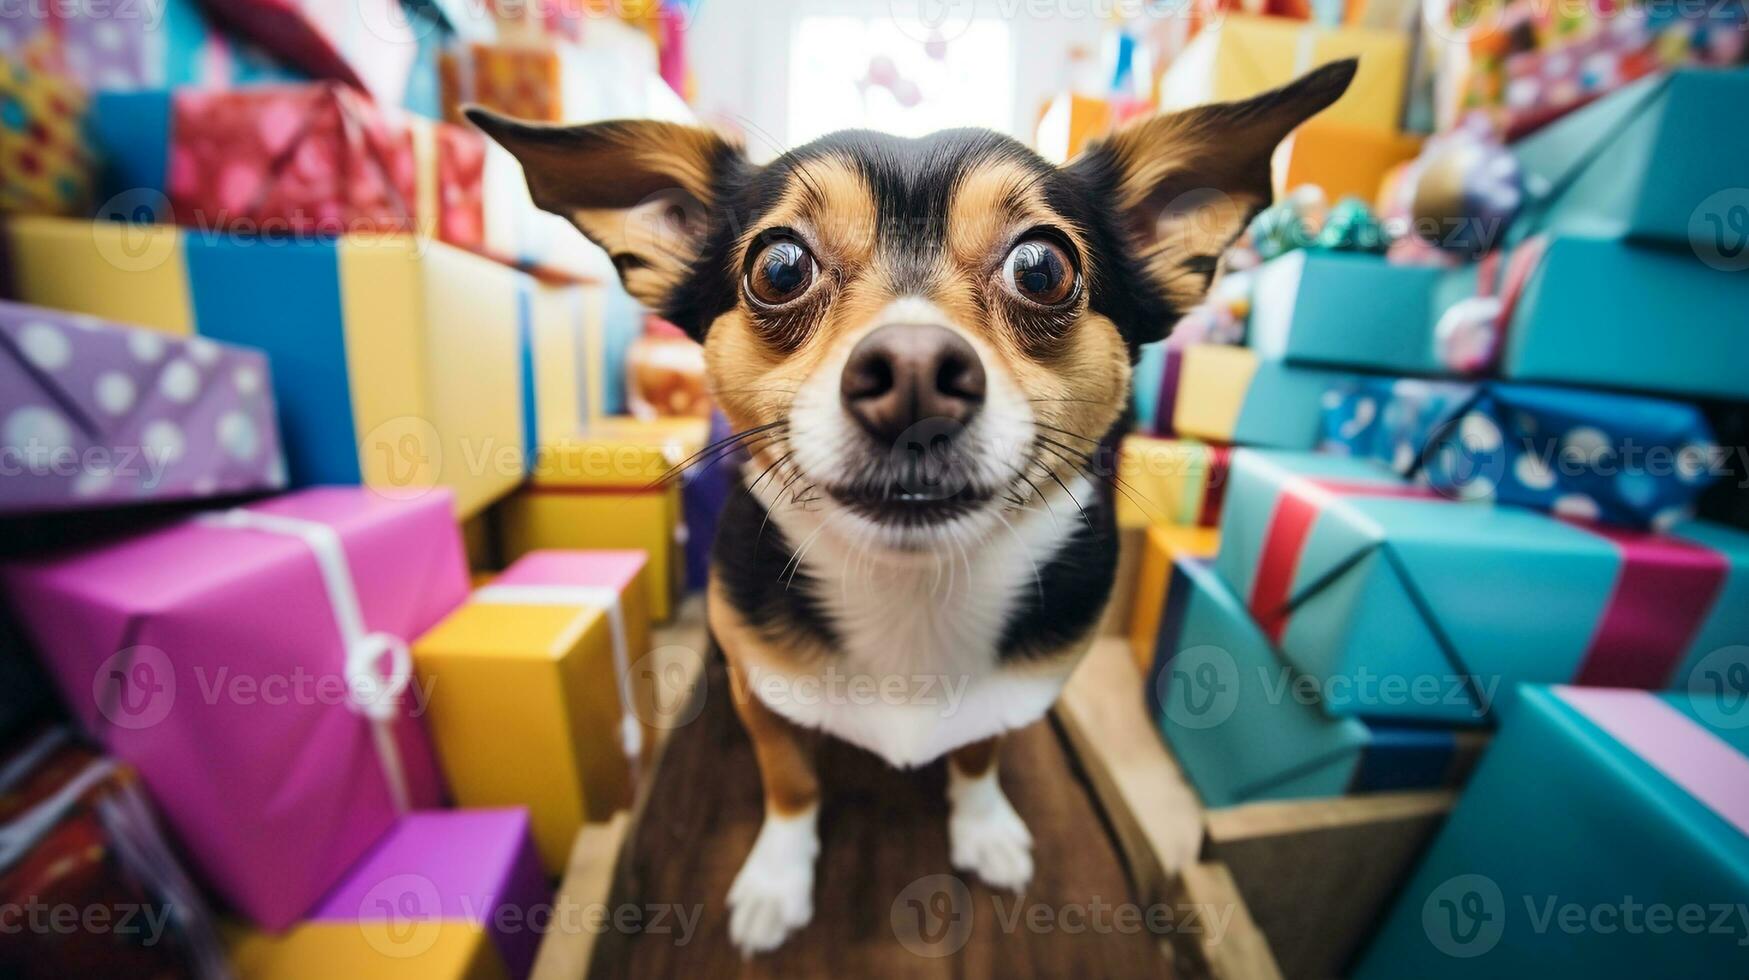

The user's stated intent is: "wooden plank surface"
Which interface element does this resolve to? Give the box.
[1164,863,1284,980]
[588,656,1171,978]
[531,813,632,980]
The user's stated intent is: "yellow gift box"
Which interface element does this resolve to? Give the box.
[1170,344,1258,445]
[413,550,653,872]
[1273,121,1423,203]
[1128,524,1222,676]
[1159,14,1409,132]
[503,417,708,623]
[1,218,535,518]
[1116,435,1232,530]
[229,922,505,980]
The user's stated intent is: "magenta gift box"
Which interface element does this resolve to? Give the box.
[312,808,550,979]
[0,486,468,928]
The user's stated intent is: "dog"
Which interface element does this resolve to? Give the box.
[471,58,1354,956]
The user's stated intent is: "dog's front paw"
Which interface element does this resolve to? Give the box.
[727,806,819,956]
[947,771,1033,893]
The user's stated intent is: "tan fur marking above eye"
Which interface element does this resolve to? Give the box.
[741,155,877,271]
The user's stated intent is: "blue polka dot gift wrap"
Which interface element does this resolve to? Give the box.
[0,300,286,515]
[1318,377,1718,531]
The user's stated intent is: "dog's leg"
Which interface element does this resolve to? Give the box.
[725,663,819,956]
[946,736,1033,892]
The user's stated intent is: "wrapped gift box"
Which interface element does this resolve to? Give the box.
[1257,237,1749,400]
[1130,342,1170,433]
[1319,377,1719,529]
[195,0,417,107]
[231,809,548,980]
[1460,234,1749,401]
[0,301,287,514]
[521,278,588,457]
[1509,68,1749,247]
[505,416,708,621]
[1146,556,1485,807]
[1172,344,1350,450]
[1126,523,1221,675]
[1116,436,1233,530]
[0,488,466,927]
[0,55,92,217]
[1216,449,1749,724]
[90,84,486,250]
[1274,121,1422,203]
[1356,686,1749,978]
[1248,249,1446,375]
[0,729,226,979]
[1159,14,1409,131]
[414,551,653,871]
[0,0,234,91]
[3,218,530,517]
[440,41,584,124]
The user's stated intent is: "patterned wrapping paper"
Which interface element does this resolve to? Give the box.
[0,54,92,217]
[440,41,567,123]
[0,0,232,91]
[156,83,485,247]
[0,301,286,515]
[0,729,227,980]
[1318,377,1719,530]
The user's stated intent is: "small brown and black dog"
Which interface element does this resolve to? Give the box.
[472,59,1353,956]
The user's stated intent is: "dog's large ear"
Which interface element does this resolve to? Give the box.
[466,109,745,318]
[1066,59,1356,313]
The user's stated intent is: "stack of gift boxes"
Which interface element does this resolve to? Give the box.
[0,1,713,977]
[1120,0,1749,969]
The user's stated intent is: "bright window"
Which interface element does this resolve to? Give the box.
[788,16,1014,145]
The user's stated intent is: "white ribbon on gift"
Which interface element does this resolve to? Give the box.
[196,509,414,813]
[470,583,644,765]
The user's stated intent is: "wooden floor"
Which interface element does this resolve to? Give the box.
[588,655,1169,978]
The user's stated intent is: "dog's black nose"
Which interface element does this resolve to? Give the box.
[840,323,986,442]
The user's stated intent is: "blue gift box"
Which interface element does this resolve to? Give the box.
[1249,250,1446,375]
[1318,377,1719,529]
[1147,556,1484,807]
[1216,449,1749,724]
[1509,68,1749,248]
[1355,685,1749,979]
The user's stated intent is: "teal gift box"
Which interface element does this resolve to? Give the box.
[1252,236,1749,401]
[1249,250,1446,376]
[1355,685,1749,979]
[1146,555,1485,807]
[1215,449,1749,724]
[1509,68,1749,248]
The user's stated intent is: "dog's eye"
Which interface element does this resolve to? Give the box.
[746,239,818,308]
[1002,236,1077,307]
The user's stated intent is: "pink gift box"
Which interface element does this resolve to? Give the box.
[0,486,468,928]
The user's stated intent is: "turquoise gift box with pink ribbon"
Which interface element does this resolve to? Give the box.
[1214,450,1749,725]
[1354,685,1749,978]
[0,486,467,928]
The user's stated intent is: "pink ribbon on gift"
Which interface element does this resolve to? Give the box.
[1555,687,1749,838]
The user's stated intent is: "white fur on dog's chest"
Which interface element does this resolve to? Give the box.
[745,477,1090,768]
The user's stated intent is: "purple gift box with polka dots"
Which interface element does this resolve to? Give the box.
[0,300,286,514]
